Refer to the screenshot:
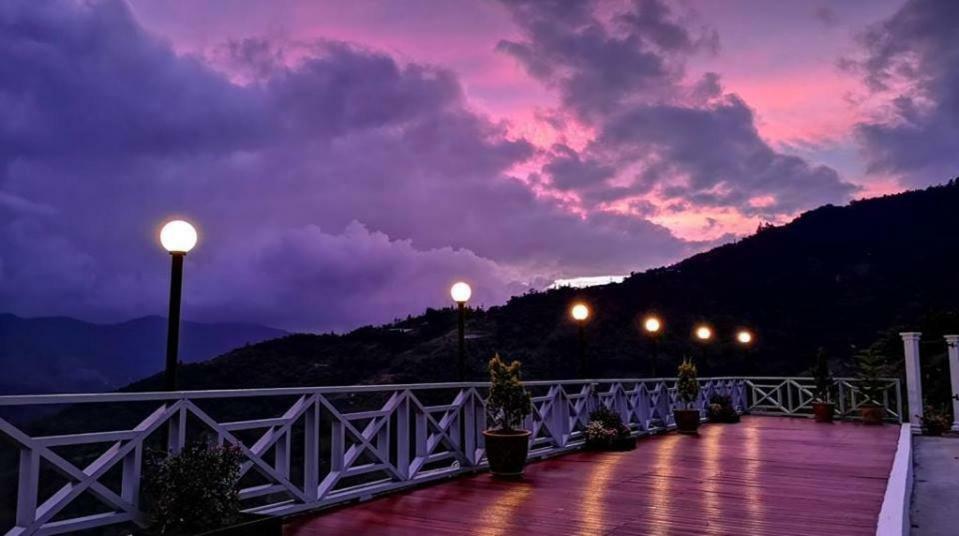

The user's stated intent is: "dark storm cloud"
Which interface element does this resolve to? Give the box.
[498,0,858,218]
[0,0,691,331]
[852,0,959,185]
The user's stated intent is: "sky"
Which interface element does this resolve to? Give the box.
[1,0,957,332]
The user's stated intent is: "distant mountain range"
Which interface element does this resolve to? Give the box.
[123,181,959,405]
[0,315,286,394]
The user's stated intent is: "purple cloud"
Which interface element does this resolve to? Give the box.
[0,0,694,331]
[498,0,858,219]
[852,0,959,185]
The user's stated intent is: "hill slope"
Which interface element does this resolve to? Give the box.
[0,315,287,393]
[128,181,959,391]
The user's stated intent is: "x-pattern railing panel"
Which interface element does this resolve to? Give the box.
[0,377,748,535]
[743,377,902,421]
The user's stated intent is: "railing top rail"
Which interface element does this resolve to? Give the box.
[744,376,900,381]
[0,376,746,407]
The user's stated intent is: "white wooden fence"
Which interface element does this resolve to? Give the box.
[0,376,901,535]
[744,377,903,421]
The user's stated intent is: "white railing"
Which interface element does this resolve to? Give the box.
[0,377,746,535]
[744,377,903,421]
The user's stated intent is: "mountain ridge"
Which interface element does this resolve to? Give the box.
[121,181,959,398]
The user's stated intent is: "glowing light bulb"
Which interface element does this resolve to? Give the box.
[160,220,198,253]
[450,281,472,303]
[695,325,712,341]
[737,330,753,344]
[571,303,590,321]
[644,316,662,333]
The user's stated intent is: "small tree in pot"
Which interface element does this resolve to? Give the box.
[673,358,701,434]
[811,348,835,423]
[483,354,532,478]
[855,347,889,425]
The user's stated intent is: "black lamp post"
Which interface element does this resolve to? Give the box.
[693,323,713,373]
[160,220,197,391]
[450,282,472,381]
[735,329,754,374]
[571,303,590,378]
[642,315,662,376]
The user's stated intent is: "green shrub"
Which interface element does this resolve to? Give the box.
[812,348,834,403]
[584,406,631,449]
[921,405,952,436]
[676,358,699,408]
[486,354,532,431]
[855,347,890,403]
[707,394,740,423]
[144,443,243,535]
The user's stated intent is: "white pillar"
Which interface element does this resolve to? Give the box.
[944,335,959,432]
[900,332,923,433]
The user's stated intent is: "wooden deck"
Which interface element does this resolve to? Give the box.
[284,416,900,536]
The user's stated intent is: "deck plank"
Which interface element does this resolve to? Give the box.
[284,416,899,536]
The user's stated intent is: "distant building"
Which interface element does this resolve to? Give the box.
[547,275,628,290]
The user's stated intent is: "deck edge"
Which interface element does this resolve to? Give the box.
[876,423,913,536]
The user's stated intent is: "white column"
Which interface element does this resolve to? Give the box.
[944,335,959,432]
[900,332,923,433]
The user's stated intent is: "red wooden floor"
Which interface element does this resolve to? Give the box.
[284,416,900,536]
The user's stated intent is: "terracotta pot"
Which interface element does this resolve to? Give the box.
[812,402,834,423]
[860,403,884,425]
[673,409,701,434]
[483,429,531,478]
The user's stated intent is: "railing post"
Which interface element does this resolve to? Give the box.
[121,444,143,519]
[900,332,924,433]
[168,404,186,454]
[462,390,476,465]
[396,393,411,477]
[16,447,39,529]
[304,397,319,500]
[944,335,959,432]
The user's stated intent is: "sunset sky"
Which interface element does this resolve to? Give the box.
[1,0,957,332]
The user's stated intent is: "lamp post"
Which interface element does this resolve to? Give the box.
[160,220,198,391]
[735,329,754,374]
[693,323,713,373]
[450,282,472,381]
[571,303,590,378]
[642,315,662,376]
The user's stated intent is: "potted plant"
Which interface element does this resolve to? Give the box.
[811,348,835,423]
[673,358,701,434]
[707,394,740,424]
[584,406,636,450]
[920,406,952,436]
[855,347,889,425]
[483,354,533,478]
[143,443,282,536]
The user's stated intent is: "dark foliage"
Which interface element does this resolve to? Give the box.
[143,443,243,535]
[812,348,834,402]
[855,346,891,403]
[920,406,952,436]
[584,406,633,450]
[707,394,740,423]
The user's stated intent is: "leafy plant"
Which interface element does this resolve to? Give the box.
[584,406,631,449]
[920,405,952,436]
[707,394,740,423]
[812,348,834,403]
[855,347,891,404]
[676,358,700,408]
[486,354,532,431]
[143,443,243,535]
